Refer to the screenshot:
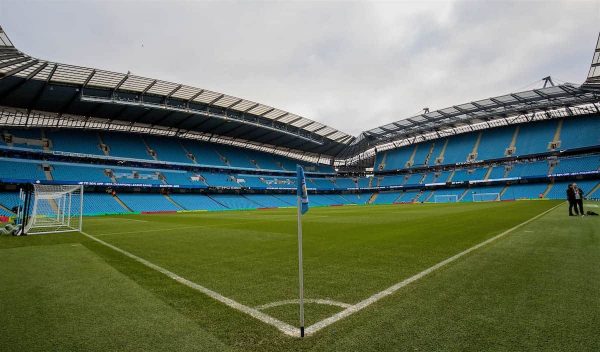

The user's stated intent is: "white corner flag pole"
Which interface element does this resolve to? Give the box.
[297,196,305,337]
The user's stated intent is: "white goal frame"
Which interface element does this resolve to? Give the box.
[434,194,458,203]
[472,192,501,202]
[23,184,84,235]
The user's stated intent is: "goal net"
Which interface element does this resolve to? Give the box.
[472,192,500,202]
[22,184,83,235]
[434,194,458,203]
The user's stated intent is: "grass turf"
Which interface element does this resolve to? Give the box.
[1,200,598,351]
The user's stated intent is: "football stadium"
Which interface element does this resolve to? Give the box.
[0,18,599,352]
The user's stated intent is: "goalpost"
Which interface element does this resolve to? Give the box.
[472,192,500,202]
[19,184,84,235]
[434,194,458,203]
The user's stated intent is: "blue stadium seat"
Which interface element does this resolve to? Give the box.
[84,193,129,214]
[118,193,181,212]
[379,175,404,187]
[396,190,419,202]
[52,163,111,183]
[243,194,292,207]
[428,188,468,202]
[334,178,356,189]
[477,126,515,160]
[488,166,506,180]
[216,145,256,169]
[102,132,152,160]
[340,193,371,204]
[553,156,600,174]
[169,194,226,211]
[48,130,101,155]
[514,120,557,156]
[502,183,548,200]
[411,142,434,167]
[378,146,414,170]
[309,178,336,190]
[372,192,401,204]
[113,168,164,185]
[358,177,372,188]
[201,172,240,188]
[209,194,257,210]
[144,136,191,163]
[544,180,599,200]
[559,115,600,150]
[0,192,20,214]
[0,158,45,181]
[272,194,296,205]
[4,129,44,150]
[181,141,227,167]
[441,133,478,164]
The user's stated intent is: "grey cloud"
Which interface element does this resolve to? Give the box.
[1,0,598,136]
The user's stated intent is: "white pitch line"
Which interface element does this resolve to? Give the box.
[256,299,351,310]
[109,218,149,223]
[86,217,149,223]
[94,225,209,237]
[79,230,299,337]
[303,202,564,336]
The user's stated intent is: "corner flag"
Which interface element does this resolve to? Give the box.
[296,165,309,214]
[296,165,308,337]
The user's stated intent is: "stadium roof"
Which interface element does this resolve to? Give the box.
[0,26,599,165]
[0,26,354,159]
[338,82,600,158]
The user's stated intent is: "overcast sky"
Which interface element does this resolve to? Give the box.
[1,0,599,136]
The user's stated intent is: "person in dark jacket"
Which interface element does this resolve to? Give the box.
[566,184,577,216]
[572,183,584,216]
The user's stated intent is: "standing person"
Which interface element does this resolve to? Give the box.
[566,184,577,216]
[572,183,585,216]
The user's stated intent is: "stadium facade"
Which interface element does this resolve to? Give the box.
[0,26,598,215]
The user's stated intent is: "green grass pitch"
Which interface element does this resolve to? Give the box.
[1,200,599,351]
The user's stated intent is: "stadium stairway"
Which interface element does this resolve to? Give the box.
[483,166,493,181]
[434,138,449,165]
[367,193,378,204]
[424,191,435,202]
[113,195,133,212]
[506,126,519,156]
[377,152,387,171]
[213,148,231,167]
[588,183,600,198]
[0,203,15,215]
[547,161,556,176]
[499,185,510,199]
[179,142,198,164]
[42,163,53,181]
[163,194,185,210]
[206,194,229,209]
[470,132,483,161]
[97,133,110,156]
[40,130,51,152]
[141,137,159,161]
[406,146,419,168]
[551,119,564,150]
[542,183,554,198]
[240,194,266,208]
[446,169,456,182]
[423,143,435,166]
[414,189,424,202]
[458,189,470,201]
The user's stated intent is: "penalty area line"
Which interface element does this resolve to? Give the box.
[79,230,300,337]
[304,202,564,336]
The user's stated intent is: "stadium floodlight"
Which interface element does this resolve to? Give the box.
[19,184,83,235]
[472,193,501,202]
[434,194,459,203]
